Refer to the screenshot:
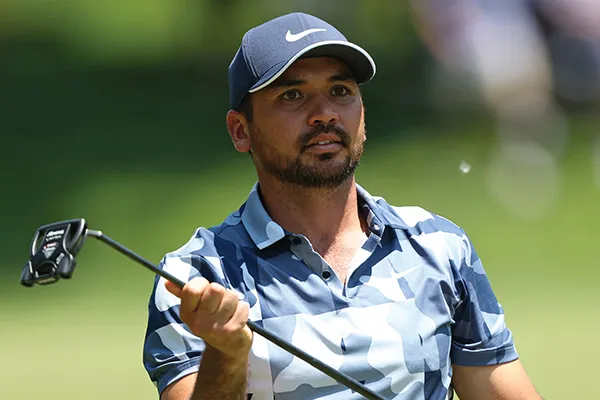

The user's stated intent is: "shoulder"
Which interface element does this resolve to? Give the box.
[370,193,465,237]
[359,184,465,238]
[157,209,251,281]
[392,205,464,237]
[369,194,469,263]
[165,209,249,260]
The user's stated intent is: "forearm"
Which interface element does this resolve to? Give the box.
[191,345,249,400]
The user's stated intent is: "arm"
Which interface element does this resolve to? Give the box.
[161,347,249,400]
[161,278,253,400]
[452,359,543,400]
[447,228,541,400]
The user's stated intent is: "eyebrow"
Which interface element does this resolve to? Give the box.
[328,72,357,83]
[267,72,357,90]
[268,78,306,90]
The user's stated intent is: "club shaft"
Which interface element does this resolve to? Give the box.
[245,321,385,399]
[87,230,385,400]
[88,230,187,288]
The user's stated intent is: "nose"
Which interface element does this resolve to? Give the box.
[307,95,339,127]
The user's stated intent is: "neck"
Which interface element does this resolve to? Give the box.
[257,176,365,247]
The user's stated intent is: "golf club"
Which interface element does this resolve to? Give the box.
[20,218,386,400]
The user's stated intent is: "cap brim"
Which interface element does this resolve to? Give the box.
[248,40,376,93]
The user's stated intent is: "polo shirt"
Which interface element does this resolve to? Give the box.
[143,183,518,399]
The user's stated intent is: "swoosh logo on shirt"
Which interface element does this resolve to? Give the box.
[359,264,423,302]
[392,264,422,279]
[285,28,327,42]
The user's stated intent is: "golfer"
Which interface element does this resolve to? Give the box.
[143,12,542,400]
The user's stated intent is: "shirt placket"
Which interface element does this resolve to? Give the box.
[287,234,346,297]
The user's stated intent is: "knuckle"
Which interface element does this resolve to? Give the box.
[238,300,249,311]
[225,289,240,302]
[181,286,199,299]
[238,301,250,318]
[207,282,225,296]
[183,278,207,297]
[222,293,238,309]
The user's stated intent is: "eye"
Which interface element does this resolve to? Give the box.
[331,85,351,97]
[280,89,303,101]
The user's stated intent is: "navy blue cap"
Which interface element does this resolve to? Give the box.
[228,12,376,110]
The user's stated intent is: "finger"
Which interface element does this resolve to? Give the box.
[223,300,250,333]
[164,279,182,298]
[198,282,227,315]
[212,290,239,325]
[216,302,253,358]
[180,277,209,316]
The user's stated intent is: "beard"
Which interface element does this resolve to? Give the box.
[250,122,366,189]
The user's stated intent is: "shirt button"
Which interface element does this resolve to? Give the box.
[291,237,302,245]
[372,224,380,232]
[322,270,332,280]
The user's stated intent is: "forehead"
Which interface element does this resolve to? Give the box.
[273,57,356,84]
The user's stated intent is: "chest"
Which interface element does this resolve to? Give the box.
[320,248,357,283]
[227,238,457,398]
[245,298,454,399]
[313,233,370,284]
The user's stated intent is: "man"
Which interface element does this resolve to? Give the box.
[143,12,542,400]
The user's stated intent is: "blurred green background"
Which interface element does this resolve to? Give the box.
[1,1,599,399]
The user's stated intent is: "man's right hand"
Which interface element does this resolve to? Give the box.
[165,277,253,359]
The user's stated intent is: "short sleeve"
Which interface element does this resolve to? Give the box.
[142,252,227,396]
[450,230,519,366]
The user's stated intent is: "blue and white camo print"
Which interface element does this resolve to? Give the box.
[143,183,518,400]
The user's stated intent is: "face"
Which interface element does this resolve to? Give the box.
[229,57,366,188]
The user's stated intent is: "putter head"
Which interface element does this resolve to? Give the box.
[20,219,88,287]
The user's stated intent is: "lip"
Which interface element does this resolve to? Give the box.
[305,142,344,154]
[305,133,344,147]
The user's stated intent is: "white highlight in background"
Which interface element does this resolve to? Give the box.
[485,140,560,220]
[459,160,471,174]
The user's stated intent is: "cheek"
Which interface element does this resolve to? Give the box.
[345,103,364,133]
[260,116,304,146]
[249,123,293,154]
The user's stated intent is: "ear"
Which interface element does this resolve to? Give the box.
[226,110,251,153]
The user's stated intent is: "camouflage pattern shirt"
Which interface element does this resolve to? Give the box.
[143,183,518,399]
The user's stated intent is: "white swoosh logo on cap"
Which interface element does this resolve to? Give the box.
[285,28,327,42]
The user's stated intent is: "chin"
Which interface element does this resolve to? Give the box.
[305,149,347,162]
[306,161,357,179]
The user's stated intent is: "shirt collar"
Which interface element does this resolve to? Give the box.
[240,182,409,250]
[240,183,286,249]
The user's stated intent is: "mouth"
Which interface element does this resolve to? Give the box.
[305,140,344,154]
[304,135,346,147]
[309,140,338,146]
[300,127,350,154]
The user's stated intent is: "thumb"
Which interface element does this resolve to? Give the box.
[164,279,183,298]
